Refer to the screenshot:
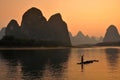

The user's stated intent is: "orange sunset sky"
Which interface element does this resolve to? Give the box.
[0,0,120,37]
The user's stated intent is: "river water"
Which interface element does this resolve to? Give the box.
[0,47,120,80]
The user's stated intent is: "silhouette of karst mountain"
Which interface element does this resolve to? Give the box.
[0,27,6,39]
[103,25,120,42]
[6,19,24,39]
[5,7,71,46]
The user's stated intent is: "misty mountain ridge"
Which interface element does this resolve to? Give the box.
[69,31,103,46]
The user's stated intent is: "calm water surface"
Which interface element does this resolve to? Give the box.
[0,47,120,80]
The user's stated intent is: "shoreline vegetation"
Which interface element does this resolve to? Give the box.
[0,36,120,50]
[0,44,120,51]
[0,47,71,50]
[0,36,71,48]
[0,46,119,51]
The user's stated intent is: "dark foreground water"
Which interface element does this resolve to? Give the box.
[0,47,120,80]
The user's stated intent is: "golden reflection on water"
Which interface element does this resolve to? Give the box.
[0,47,120,80]
[67,47,120,80]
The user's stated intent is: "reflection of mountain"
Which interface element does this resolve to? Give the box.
[0,49,70,80]
[69,31,103,45]
[105,48,119,70]
[4,7,71,46]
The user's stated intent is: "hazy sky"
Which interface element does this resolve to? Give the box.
[0,0,120,37]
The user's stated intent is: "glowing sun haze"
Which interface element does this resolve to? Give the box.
[0,0,120,37]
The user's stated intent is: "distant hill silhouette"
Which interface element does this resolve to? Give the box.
[69,31,103,46]
[0,27,6,39]
[96,25,120,46]
[103,25,120,42]
[4,7,71,47]
[6,19,24,39]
